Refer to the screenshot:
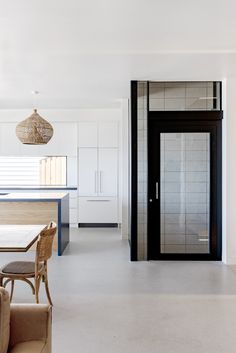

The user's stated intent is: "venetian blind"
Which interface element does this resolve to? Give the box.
[0,156,66,186]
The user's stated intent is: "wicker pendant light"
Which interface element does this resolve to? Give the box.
[16,109,54,145]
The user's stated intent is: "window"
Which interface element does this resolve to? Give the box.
[0,156,67,186]
[148,81,221,111]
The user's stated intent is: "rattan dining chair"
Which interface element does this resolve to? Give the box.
[0,222,57,305]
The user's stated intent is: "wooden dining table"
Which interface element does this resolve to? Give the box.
[0,224,47,252]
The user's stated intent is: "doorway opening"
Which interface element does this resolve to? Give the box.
[130,81,222,261]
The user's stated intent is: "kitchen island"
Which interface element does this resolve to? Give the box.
[0,193,69,255]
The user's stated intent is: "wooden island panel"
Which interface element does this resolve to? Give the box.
[0,202,58,250]
[0,193,69,255]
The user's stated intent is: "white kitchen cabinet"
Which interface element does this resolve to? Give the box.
[78,197,118,223]
[78,148,118,197]
[0,124,39,156]
[77,121,118,148]
[98,122,118,148]
[0,124,20,155]
[39,123,77,156]
[78,122,97,147]
[77,120,119,224]
[77,147,118,223]
[69,208,78,224]
[69,197,77,209]
[78,149,98,196]
[98,149,118,196]
[20,142,40,156]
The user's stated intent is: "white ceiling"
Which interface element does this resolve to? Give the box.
[1,0,236,109]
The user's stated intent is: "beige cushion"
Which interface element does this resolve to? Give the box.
[9,304,51,352]
[1,262,35,275]
[0,287,10,353]
[8,340,45,353]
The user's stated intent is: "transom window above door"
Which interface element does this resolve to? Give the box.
[143,81,221,111]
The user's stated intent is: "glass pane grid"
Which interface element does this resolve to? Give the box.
[137,81,148,260]
[149,81,220,111]
[160,133,210,254]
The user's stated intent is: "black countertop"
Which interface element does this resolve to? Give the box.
[0,186,77,190]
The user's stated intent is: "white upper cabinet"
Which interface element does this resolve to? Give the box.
[0,123,40,156]
[98,122,118,148]
[78,121,118,148]
[78,122,97,147]
[0,124,22,155]
[38,123,77,156]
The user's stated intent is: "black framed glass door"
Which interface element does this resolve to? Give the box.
[148,111,222,260]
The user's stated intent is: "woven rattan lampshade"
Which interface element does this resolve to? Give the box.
[16,109,54,145]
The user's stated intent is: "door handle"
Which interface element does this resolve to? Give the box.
[156,182,159,200]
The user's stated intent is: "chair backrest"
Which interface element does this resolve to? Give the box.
[36,222,57,263]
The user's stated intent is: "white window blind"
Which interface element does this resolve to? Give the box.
[0,157,66,186]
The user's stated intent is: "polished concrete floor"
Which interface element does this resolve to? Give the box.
[2,228,236,353]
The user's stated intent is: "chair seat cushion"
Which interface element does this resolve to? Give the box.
[8,340,45,353]
[1,262,35,275]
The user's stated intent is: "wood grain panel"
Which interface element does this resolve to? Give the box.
[0,202,58,250]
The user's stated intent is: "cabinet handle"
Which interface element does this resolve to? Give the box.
[100,171,102,193]
[94,171,97,193]
[87,200,110,202]
[156,182,159,200]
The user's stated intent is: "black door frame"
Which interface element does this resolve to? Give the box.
[130,81,138,260]
[148,111,222,260]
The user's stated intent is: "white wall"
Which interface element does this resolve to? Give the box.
[223,78,236,264]
[120,99,129,240]
[0,109,121,123]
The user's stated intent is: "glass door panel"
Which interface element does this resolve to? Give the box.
[148,112,222,260]
[160,133,210,254]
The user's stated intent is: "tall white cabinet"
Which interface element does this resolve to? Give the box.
[78,122,119,224]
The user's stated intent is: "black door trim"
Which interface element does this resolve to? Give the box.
[149,110,223,121]
[130,81,138,261]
